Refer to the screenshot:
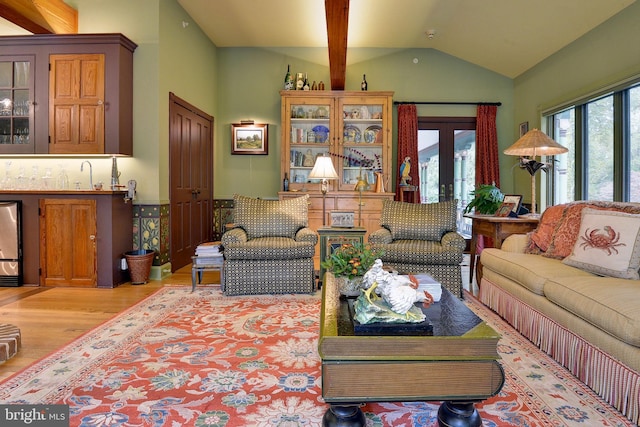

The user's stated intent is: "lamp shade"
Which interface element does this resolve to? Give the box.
[503,128,568,157]
[308,155,338,180]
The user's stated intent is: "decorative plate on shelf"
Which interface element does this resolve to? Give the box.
[364,125,382,143]
[312,125,329,143]
[343,125,361,143]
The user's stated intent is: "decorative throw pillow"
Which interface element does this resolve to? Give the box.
[562,208,640,279]
[233,194,308,239]
[527,204,565,253]
[545,201,640,259]
[380,199,457,241]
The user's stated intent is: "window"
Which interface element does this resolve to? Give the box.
[545,82,640,204]
[418,117,476,237]
[630,86,640,202]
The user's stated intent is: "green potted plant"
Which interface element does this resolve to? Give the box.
[463,183,504,215]
[321,242,383,296]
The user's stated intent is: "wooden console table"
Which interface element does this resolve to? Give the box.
[398,185,419,203]
[465,214,539,285]
[317,227,366,285]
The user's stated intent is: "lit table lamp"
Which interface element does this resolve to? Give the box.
[503,128,568,215]
[308,154,338,225]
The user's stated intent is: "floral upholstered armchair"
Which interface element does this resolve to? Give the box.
[368,199,466,297]
[221,194,318,296]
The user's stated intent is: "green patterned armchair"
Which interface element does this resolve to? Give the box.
[368,199,465,297]
[221,194,318,296]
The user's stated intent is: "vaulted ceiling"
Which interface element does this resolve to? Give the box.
[176,0,635,84]
[1,0,635,87]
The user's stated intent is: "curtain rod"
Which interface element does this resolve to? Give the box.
[394,101,502,106]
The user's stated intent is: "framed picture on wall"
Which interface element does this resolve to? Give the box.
[519,121,529,137]
[231,123,268,155]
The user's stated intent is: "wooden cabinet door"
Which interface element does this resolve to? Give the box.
[39,199,97,287]
[49,54,105,154]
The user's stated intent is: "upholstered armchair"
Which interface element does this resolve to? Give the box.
[368,199,466,297]
[221,194,318,296]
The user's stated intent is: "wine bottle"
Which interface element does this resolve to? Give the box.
[284,65,294,90]
[283,173,289,191]
[296,73,304,90]
[361,74,368,91]
[303,73,310,91]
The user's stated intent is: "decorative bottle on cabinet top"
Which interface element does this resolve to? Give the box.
[284,65,294,90]
[361,74,368,91]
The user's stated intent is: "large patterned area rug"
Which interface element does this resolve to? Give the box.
[0,286,634,427]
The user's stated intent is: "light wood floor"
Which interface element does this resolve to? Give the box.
[0,258,474,383]
[0,265,220,382]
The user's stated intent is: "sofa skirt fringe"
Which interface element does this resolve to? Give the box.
[478,279,640,425]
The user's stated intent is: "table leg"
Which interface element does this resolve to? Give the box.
[191,268,197,292]
[437,401,482,427]
[322,404,365,427]
[469,234,477,285]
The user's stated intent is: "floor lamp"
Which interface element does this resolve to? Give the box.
[503,129,568,215]
[308,154,338,225]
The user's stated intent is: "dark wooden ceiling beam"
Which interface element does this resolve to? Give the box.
[325,0,349,90]
[0,0,77,34]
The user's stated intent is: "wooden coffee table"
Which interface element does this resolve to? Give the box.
[318,272,504,427]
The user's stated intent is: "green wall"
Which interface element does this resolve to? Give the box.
[215,47,513,199]
[68,0,217,204]
[158,0,217,203]
[513,1,640,205]
[60,0,640,205]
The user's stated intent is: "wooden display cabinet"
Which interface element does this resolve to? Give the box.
[279,91,395,268]
[280,90,393,193]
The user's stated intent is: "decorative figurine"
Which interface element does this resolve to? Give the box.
[399,156,411,186]
[353,259,433,325]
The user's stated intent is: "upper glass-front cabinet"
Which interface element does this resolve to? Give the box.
[286,97,332,188]
[280,91,393,193]
[338,97,388,191]
[0,56,34,154]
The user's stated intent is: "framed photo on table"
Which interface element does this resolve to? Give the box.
[502,195,522,216]
[330,211,355,228]
[495,202,516,217]
[231,123,268,155]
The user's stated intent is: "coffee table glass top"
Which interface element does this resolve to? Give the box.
[340,285,482,337]
[319,272,500,361]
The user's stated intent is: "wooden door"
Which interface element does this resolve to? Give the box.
[39,199,97,287]
[49,54,105,154]
[169,93,214,270]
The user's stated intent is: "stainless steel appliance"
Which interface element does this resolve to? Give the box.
[0,201,22,286]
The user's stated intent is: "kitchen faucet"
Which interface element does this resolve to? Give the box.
[80,161,93,189]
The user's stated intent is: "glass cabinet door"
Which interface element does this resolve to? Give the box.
[337,98,386,191]
[286,99,333,191]
[0,56,34,153]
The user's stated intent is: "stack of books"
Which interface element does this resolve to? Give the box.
[194,242,223,266]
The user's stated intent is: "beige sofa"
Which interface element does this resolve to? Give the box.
[478,201,640,424]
